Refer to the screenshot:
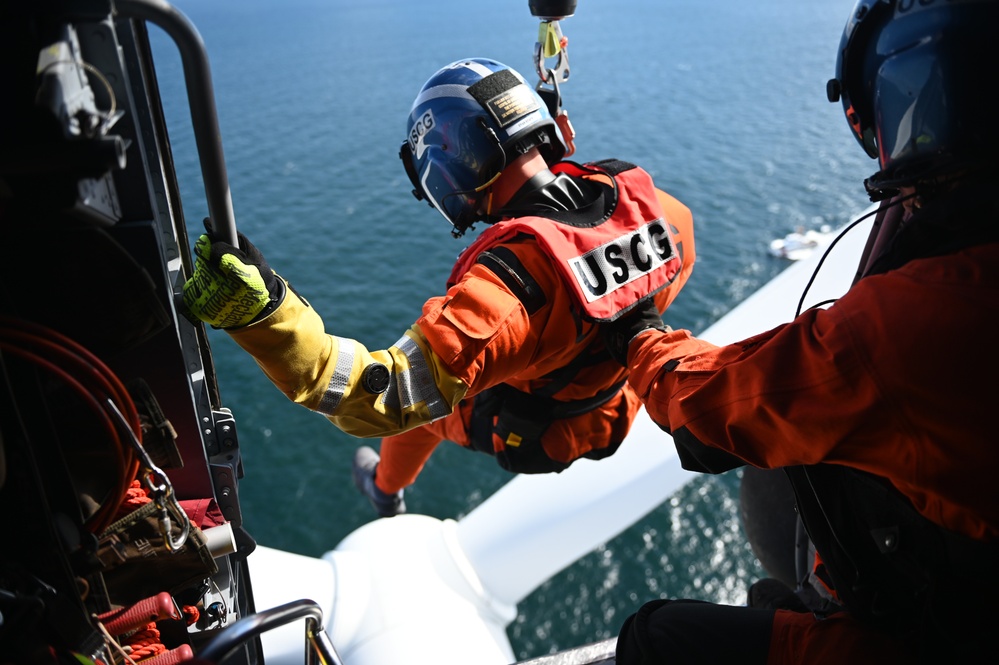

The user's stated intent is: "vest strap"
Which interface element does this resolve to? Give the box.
[475,245,546,315]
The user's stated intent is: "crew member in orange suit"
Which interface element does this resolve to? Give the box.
[604,1,999,663]
[181,58,696,518]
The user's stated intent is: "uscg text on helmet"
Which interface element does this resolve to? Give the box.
[569,220,677,302]
[408,110,435,157]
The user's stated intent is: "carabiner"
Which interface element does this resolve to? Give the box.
[535,71,576,157]
[143,466,191,553]
[107,398,191,552]
[534,20,569,85]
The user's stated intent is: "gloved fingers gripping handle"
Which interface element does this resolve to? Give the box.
[195,217,284,298]
[233,231,270,271]
[181,223,284,329]
[601,298,667,367]
[199,218,280,300]
[181,253,267,329]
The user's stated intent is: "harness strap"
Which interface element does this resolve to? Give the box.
[475,242,611,397]
[534,342,610,397]
[786,463,999,644]
[548,378,626,418]
[587,158,637,176]
[468,379,626,455]
[475,244,546,314]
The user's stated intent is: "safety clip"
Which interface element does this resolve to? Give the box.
[534,20,570,85]
[536,68,576,157]
[107,399,191,552]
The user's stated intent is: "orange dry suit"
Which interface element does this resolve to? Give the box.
[225,159,695,494]
[456,160,687,466]
[619,189,999,663]
[374,160,696,491]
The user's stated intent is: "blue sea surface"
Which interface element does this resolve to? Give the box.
[150,0,872,658]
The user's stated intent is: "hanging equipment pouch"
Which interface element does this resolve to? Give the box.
[468,380,625,474]
[491,387,569,474]
[469,384,565,473]
[97,500,218,605]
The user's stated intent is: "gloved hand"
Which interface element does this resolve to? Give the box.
[181,222,284,329]
[601,297,667,366]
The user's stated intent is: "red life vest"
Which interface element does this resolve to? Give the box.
[448,160,683,321]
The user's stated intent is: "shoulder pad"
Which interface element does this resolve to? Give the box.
[475,245,547,315]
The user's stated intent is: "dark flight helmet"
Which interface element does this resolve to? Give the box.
[400,58,565,237]
[828,0,999,199]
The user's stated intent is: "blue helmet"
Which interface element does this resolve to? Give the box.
[400,58,566,237]
[828,0,999,199]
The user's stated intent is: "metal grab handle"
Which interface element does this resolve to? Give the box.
[197,599,344,665]
[113,0,238,246]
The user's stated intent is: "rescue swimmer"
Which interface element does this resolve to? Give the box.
[180,57,696,518]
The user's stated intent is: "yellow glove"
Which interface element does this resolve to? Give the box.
[181,228,283,329]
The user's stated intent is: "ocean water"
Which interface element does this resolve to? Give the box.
[149,0,872,659]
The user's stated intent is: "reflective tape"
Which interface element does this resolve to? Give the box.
[317,336,356,415]
[381,335,450,421]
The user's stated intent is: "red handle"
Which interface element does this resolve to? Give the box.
[135,645,195,665]
[97,592,182,635]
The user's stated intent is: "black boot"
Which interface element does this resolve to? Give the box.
[352,446,406,517]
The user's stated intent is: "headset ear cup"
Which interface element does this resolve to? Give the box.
[399,142,426,202]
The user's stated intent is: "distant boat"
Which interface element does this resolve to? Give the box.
[769,225,835,261]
